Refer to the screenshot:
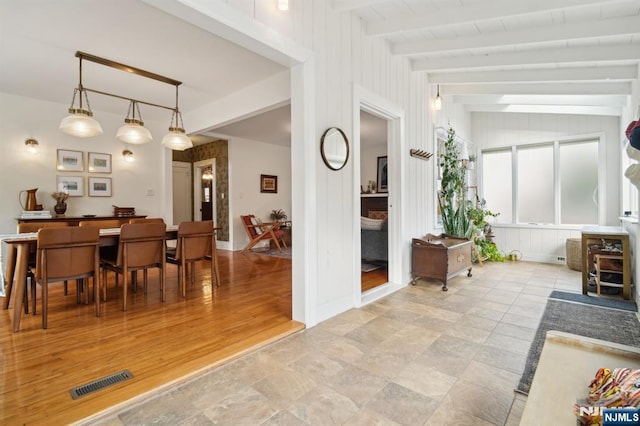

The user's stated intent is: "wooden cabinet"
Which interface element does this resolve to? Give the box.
[17,215,147,227]
[361,194,388,217]
[410,233,473,291]
[581,226,631,300]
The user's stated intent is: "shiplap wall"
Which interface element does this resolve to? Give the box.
[472,112,622,263]
[225,0,432,318]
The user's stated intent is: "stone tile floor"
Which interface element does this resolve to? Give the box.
[93,261,584,425]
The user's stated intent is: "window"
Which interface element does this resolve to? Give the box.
[481,137,600,226]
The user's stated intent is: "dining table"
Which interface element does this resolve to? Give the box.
[1,225,180,332]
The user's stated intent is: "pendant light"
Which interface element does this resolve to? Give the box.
[162,85,192,150]
[434,85,442,111]
[59,90,103,138]
[116,101,152,144]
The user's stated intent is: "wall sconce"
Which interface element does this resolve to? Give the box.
[277,0,289,11]
[122,149,135,162]
[59,51,192,150]
[434,85,442,110]
[25,138,39,153]
[202,166,213,181]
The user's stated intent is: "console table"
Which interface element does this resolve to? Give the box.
[581,226,631,300]
[16,215,147,227]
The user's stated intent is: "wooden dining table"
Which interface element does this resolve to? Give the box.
[1,226,180,332]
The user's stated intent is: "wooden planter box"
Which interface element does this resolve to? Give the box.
[411,233,473,291]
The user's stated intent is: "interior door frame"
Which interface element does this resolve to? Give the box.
[353,85,406,307]
[193,158,216,222]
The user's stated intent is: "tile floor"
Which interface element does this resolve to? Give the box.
[91,261,584,425]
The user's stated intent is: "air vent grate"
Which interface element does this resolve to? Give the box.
[69,370,133,400]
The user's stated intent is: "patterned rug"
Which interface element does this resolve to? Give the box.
[516,299,640,395]
[251,247,292,259]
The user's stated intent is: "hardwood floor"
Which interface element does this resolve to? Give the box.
[361,266,388,292]
[0,251,300,425]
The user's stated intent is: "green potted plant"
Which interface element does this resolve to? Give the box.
[438,127,473,238]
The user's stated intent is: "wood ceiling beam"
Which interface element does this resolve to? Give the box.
[365,0,628,37]
[413,44,640,71]
[392,16,640,56]
[440,82,632,96]
[463,104,622,116]
[428,66,638,84]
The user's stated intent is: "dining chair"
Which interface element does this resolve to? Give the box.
[33,226,101,329]
[101,223,166,311]
[240,215,286,253]
[79,219,121,300]
[3,222,70,314]
[166,220,220,297]
[129,217,165,224]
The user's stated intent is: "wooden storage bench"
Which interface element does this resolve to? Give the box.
[410,233,472,291]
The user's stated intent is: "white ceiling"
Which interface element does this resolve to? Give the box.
[337,0,640,117]
[1,0,639,149]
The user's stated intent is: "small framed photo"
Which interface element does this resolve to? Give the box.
[57,149,84,172]
[56,175,84,197]
[88,152,112,173]
[376,156,388,193]
[260,174,277,194]
[88,177,112,197]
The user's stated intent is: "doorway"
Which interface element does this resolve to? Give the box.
[359,110,389,292]
[194,159,216,222]
[353,85,406,307]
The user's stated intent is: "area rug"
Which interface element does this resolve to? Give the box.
[251,247,292,259]
[361,263,381,272]
[549,290,637,312]
[516,299,640,395]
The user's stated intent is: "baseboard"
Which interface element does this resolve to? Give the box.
[359,281,405,307]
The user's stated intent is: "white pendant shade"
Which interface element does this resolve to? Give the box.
[59,110,103,138]
[162,128,193,151]
[434,96,442,110]
[116,120,153,144]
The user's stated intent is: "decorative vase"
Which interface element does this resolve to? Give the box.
[54,200,67,216]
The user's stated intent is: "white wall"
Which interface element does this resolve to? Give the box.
[0,93,169,234]
[229,137,292,250]
[471,112,621,263]
[360,145,386,191]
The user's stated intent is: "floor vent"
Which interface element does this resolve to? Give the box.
[69,370,134,400]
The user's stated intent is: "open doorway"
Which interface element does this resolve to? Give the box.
[359,110,389,292]
[353,85,406,307]
[194,159,216,222]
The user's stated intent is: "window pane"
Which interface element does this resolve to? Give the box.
[560,141,598,224]
[517,146,554,224]
[482,151,512,223]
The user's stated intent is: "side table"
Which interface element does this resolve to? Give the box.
[581,226,631,300]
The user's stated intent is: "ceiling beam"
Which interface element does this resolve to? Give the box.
[413,44,640,71]
[365,0,626,37]
[428,66,638,84]
[332,0,389,12]
[441,82,632,96]
[453,94,628,107]
[463,104,622,116]
[447,82,633,96]
[392,16,640,56]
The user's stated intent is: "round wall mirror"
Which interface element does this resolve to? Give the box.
[320,127,349,171]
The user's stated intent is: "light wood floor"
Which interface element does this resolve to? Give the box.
[0,251,301,425]
[361,267,388,292]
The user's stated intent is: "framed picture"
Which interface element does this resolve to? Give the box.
[376,156,388,193]
[57,149,84,172]
[88,152,112,173]
[88,177,112,197]
[56,175,83,196]
[260,174,277,194]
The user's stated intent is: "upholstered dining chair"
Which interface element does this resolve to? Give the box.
[101,222,166,311]
[129,217,165,224]
[240,215,286,253]
[166,220,220,297]
[3,222,70,315]
[79,219,121,299]
[33,226,101,329]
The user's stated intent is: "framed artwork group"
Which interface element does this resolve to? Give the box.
[56,149,112,197]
